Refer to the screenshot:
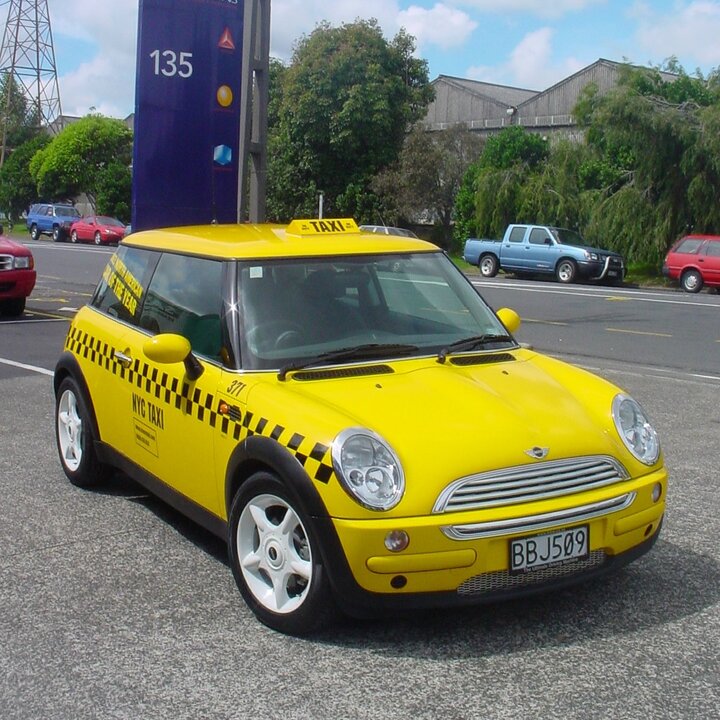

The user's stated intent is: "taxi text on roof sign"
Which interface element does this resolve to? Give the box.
[286,219,359,236]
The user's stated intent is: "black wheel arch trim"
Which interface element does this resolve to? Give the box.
[225,434,329,519]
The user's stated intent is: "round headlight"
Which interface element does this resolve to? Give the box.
[612,394,660,465]
[332,428,405,511]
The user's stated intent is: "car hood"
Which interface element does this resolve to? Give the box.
[0,236,32,256]
[571,243,623,259]
[253,351,626,515]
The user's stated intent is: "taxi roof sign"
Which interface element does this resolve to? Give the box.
[286,219,359,236]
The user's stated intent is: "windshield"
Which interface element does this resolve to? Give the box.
[97,216,125,227]
[56,206,81,217]
[550,228,585,246]
[237,252,515,371]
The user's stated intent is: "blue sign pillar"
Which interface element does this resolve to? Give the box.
[133,0,245,232]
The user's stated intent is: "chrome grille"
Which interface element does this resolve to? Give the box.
[434,456,628,513]
[0,254,12,271]
[457,550,607,596]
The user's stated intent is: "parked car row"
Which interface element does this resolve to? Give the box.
[26,202,127,245]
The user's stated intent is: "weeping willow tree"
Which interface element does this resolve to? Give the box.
[455,61,720,267]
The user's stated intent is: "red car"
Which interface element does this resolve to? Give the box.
[70,215,126,245]
[662,234,720,293]
[0,232,36,316]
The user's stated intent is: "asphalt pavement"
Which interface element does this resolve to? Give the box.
[1,363,718,719]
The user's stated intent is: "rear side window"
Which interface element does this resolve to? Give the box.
[508,226,526,243]
[675,238,703,254]
[704,240,720,257]
[92,245,158,325]
[141,253,225,361]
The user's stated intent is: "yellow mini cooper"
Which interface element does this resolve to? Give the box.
[54,219,666,634]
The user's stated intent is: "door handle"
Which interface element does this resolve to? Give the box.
[114,350,132,368]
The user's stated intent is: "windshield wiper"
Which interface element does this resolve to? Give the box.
[278,343,419,381]
[437,334,513,364]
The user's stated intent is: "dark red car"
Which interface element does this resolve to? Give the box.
[662,234,720,293]
[70,215,126,245]
[0,232,36,316]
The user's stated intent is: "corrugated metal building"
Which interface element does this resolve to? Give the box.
[423,59,676,139]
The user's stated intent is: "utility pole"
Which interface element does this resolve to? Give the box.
[0,0,62,167]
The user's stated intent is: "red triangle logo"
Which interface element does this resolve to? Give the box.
[218,28,235,51]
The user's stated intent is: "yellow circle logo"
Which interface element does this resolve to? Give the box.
[217,85,233,108]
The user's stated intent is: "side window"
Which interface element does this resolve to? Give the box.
[141,253,225,361]
[92,245,158,326]
[675,238,703,254]
[508,226,526,243]
[529,228,551,245]
[703,241,720,257]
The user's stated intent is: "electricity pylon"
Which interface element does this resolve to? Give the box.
[0,0,62,165]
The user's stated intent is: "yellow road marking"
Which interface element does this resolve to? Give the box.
[607,297,631,301]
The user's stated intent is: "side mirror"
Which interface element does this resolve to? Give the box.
[544,237,553,245]
[496,307,521,334]
[143,333,204,380]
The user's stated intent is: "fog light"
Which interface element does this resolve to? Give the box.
[651,483,662,503]
[384,530,409,553]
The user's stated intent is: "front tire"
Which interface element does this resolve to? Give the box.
[479,254,499,278]
[55,377,109,487]
[70,230,78,243]
[94,231,102,245]
[0,297,25,316]
[556,259,577,284]
[30,224,40,241]
[52,226,63,242]
[228,471,337,635]
[680,269,703,293]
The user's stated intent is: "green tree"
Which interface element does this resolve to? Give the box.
[454,127,549,242]
[0,73,41,162]
[0,133,50,222]
[373,125,483,249]
[266,20,433,221]
[96,161,132,223]
[29,115,132,211]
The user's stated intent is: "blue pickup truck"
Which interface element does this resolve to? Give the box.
[463,224,625,284]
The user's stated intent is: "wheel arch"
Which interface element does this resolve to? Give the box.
[225,435,329,521]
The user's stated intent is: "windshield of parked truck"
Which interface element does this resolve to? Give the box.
[550,228,585,246]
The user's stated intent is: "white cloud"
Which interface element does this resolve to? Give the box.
[397,4,477,50]
[453,0,605,19]
[270,0,402,61]
[467,28,584,90]
[633,1,720,67]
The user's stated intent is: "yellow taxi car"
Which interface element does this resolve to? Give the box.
[54,219,666,634]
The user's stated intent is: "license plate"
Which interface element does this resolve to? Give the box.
[510,525,589,574]
[608,270,618,277]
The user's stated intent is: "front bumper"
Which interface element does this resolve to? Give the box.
[0,269,36,299]
[318,469,666,617]
[579,256,625,281]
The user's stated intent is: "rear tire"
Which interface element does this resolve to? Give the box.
[228,471,338,635]
[94,231,102,245]
[55,377,109,488]
[680,269,703,293]
[30,224,39,241]
[71,230,78,243]
[479,254,499,278]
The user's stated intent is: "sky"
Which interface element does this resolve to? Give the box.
[21,0,720,118]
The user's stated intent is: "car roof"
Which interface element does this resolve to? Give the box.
[121,220,436,260]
